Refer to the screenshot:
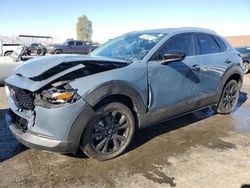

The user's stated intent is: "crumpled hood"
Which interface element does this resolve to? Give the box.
[5,54,129,92]
[14,54,128,78]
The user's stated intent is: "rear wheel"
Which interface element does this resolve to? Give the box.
[243,62,249,74]
[215,80,240,114]
[81,102,135,160]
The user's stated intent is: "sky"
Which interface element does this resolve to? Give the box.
[0,0,250,43]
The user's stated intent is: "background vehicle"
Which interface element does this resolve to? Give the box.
[46,40,98,54]
[0,47,34,83]
[5,28,243,160]
[23,43,47,56]
[235,46,250,74]
[0,39,22,56]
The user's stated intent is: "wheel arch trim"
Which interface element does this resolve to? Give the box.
[83,81,147,116]
[217,65,243,95]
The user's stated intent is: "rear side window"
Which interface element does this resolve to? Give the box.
[198,34,220,55]
[154,34,194,60]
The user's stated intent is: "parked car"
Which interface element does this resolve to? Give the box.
[5,28,243,160]
[235,46,250,74]
[0,47,34,84]
[23,43,47,56]
[0,39,22,56]
[47,40,98,54]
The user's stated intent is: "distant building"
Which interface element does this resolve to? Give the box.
[0,35,53,45]
[225,35,250,47]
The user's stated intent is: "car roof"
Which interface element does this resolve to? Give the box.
[128,27,217,35]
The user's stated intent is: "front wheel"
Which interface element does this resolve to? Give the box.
[54,49,63,54]
[215,80,240,114]
[81,102,135,160]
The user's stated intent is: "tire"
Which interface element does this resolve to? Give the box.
[215,80,240,114]
[243,62,249,74]
[80,102,135,160]
[54,49,63,54]
[37,49,42,56]
[4,51,13,56]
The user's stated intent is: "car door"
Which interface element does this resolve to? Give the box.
[66,41,76,53]
[196,33,228,98]
[148,33,200,116]
[75,41,84,54]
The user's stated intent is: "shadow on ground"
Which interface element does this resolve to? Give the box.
[0,109,27,162]
[125,91,247,154]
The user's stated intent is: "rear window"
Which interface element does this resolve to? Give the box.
[198,34,220,55]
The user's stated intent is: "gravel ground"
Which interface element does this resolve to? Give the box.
[0,75,250,188]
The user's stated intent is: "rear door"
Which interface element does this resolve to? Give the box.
[148,33,200,115]
[196,33,229,98]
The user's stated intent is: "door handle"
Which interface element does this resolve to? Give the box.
[191,64,200,71]
[225,59,231,64]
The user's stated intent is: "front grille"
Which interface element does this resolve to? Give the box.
[10,110,28,132]
[8,85,35,110]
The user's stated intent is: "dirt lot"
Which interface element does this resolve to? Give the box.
[0,75,250,188]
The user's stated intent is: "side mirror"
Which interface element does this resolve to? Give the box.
[161,51,186,64]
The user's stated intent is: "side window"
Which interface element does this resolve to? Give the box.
[198,34,220,55]
[213,35,227,52]
[76,41,83,46]
[67,41,74,46]
[155,34,194,60]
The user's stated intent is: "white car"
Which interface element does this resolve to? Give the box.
[0,47,32,84]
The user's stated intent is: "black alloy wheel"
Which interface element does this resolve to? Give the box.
[216,79,240,114]
[91,111,129,154]
[81,102,135,160]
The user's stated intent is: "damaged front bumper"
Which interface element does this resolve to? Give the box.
[5,85,95,153]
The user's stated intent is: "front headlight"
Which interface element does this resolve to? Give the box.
[35,83,81,107]
[43,88,78,104]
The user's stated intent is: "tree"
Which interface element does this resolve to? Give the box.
[76,15,93,43]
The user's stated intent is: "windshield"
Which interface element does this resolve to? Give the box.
[91,32,167,62]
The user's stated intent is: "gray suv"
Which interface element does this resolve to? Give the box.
[5,28,243,160]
